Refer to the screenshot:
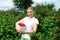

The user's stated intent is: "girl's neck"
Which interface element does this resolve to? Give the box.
[29,16,34,18]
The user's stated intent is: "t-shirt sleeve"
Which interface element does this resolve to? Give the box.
[21,17,27,22]
[34,18,39,24]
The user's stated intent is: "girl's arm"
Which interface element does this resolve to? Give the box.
[20,23,38,34]
[15,19,23,33]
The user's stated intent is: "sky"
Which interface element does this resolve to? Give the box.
[0,0,14,10]
[0,0,60,10]
[33,0,60,10]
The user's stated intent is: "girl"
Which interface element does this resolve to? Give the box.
[15,7,39,40]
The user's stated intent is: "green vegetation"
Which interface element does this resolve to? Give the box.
[0,4,60,40]
[13,0,33,9]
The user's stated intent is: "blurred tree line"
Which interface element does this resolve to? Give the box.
[0,2,60,40]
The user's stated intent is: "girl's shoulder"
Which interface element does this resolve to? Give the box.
[24,16,28,18]
[23,16,28,19]
[33,17,38,20]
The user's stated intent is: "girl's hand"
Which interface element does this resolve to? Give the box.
[19,30,26,34]
[16,28,22,34]
[17,30,25,34]
[19,30,28,34]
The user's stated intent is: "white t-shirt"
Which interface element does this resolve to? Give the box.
[21,17,39,39]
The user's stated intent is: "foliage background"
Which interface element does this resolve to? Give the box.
[0,4,60,40]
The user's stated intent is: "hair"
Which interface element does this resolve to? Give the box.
[27,7,34,11]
